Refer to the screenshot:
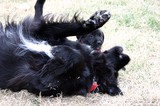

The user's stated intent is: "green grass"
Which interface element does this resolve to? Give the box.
[147,17,160,30]
[0,0,160,106]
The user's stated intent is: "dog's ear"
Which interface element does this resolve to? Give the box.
[111,46,123,54]
[103,46,123,55]
[115,46,123,54]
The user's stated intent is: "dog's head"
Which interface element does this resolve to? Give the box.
[92,46,130,78]
[77,29,104,51]
[91,46,130,95]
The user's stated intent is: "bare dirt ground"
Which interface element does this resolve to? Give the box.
[0,0,160,106]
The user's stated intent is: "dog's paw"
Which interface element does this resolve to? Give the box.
[84,10,111,29]
[107,86,123,96]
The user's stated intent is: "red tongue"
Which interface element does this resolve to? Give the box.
[96,48,101,52]
[89,82,98,92]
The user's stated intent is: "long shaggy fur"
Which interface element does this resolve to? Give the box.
[0,0,130,97]
[0,17,94,96]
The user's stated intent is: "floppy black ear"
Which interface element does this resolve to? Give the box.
[111,46,123,54]
[103,46,123,55]
[115,46,123,54]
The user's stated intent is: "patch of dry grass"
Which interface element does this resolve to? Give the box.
[0,0,160,106]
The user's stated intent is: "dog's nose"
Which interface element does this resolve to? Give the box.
[96,41,102,45]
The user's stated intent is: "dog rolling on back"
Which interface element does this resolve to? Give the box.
[0,0,130,97]
[33,0,131,96]
[0,0,113,96]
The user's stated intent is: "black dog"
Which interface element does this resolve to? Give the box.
[0,0,130,97]
[33,0,130,95]
[0,2,111,97]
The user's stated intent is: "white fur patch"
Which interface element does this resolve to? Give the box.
[18,25,53,58]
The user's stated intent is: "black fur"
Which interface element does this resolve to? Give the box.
[76,29,104,51]
[33,0,130,95]
[94,46,130,95]
[0,4,111,97]
[0,0,130,97]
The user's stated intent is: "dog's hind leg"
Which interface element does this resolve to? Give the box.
[34,0,46,21]
[34,10,111,40]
